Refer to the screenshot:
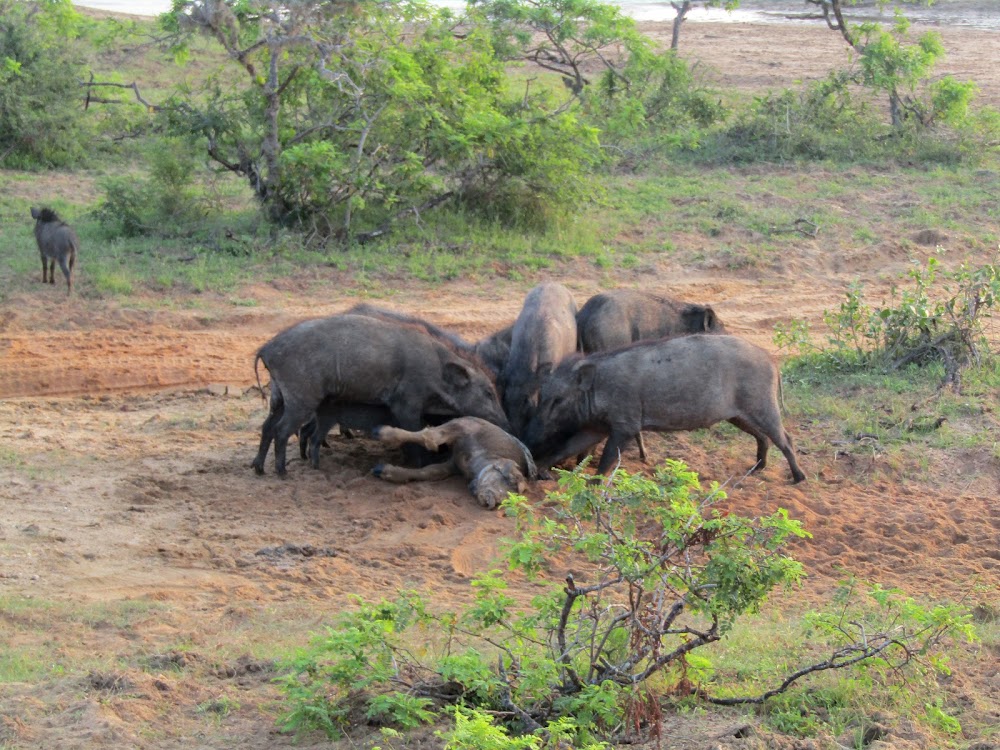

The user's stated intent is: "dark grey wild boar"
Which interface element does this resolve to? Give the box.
[576,290,724,352]
[372,417,538,510]
[252,314,509,476]
[30,207,79,294]
[500,282,578,436]
[346,302,507,378]
[523,334,806,482]
[298,400,395,468]
[473,324,513,378]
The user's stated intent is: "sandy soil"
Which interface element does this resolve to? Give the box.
[1,14,999,750]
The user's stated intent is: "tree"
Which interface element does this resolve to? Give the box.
[806,0,976,127]
[469,0,649,96]
[277,463,974,744]
[669,0,738,51]
[469,0,726,148]
[0,0,89,167]
[162,0,600,238]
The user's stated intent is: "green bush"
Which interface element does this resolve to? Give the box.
[93,137,204,238]
[278,462,809,743]
[0,0,90,168]
[698,72,885,164]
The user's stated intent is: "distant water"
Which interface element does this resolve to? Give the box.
[72,0,1000,30]
[71,0,816,22]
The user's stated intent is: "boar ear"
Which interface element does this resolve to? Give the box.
[573,361,596,390]
[702,307,717,331]
[443,360,473,387]
[30,207,40,220]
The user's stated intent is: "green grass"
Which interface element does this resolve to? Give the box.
[689,597,984,746]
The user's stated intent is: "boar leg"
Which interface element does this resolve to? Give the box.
[387,406,439,466]
[58,256,72,293]
[636,432,648,462]
[373,458,457,484]
[597,431,638,474]
[730,416,806,484]
[539,429,606,473]
[41,255,49,283]
[373,424,450,453]
[252,390,284,475]
[728,416,770,474]
[271,398,315,477]
[298,418,316,461]
[774,428,806,483]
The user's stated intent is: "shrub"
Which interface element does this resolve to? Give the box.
[0,0,89,168]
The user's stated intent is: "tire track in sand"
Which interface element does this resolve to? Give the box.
[0,326,259,399]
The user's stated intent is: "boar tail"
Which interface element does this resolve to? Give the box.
[778,372,787,416]
[253,353,267,404]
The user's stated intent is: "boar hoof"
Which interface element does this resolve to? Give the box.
[252,461,265,476]
[372,463,385,478]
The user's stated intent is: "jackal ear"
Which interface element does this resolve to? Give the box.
[572,361,596,390]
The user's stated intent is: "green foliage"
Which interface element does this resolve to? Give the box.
[92,137,205,238]
[586,51,725,155]
[923,698,962,735]
[276,592,431,738]
[0,0,90,168]
[438,707,542,750]
[778,257,1000,380]
[279,463,809,744]
[165,0,601,236]
[365,693,435,730]
[824,256,1000,375]
[703,71,884,164]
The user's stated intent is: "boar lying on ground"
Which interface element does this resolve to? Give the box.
[252,314,509,476]
[500,282,578,436]
[372,417,537,509]
[523,334,806,483]
[575,289,726,461]
[576,290,724,352]
[30,207,79,294]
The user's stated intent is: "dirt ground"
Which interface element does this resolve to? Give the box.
[1,13,999,750]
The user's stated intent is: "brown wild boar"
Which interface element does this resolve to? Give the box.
[576,290,725,352]
[500,282,578,436]
[522,334,806,482]
[30,207,79,294]
[252,314,509,476]
[372,417,537,509]
[576,290,726,461]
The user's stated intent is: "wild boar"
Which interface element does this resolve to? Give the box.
[576,290,725,352]
[30,207,79,294]
[298,400,395,468]
[523,334,806,483]
[371,417,537,509]
[474,324,513,379]
[500,282,578,437]
[576,290,725,462]
[347,302,509,379]
[252,314,509,476]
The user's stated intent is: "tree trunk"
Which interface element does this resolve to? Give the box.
[671,1,692,51]
[261,48,284,220]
